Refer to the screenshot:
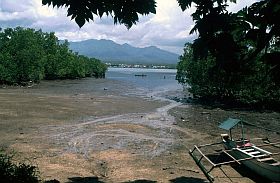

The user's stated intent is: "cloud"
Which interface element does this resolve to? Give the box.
[0,1,32,12]
[227,0,258,12]
[0,0,257,54]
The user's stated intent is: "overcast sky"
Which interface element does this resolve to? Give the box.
[0,0,256,54]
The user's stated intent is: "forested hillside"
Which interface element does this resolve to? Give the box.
[0,27,107,85]
[69,39,179,65]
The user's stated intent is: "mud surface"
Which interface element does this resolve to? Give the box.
[0,78,279,183]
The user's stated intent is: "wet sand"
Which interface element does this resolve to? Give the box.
[0,78,279,183]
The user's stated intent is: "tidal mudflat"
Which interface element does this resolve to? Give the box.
[1,75,279,183]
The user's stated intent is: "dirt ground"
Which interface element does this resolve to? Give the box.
[0,79,279,183]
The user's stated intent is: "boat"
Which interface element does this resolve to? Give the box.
[189,118,280,182]
[134,74,147,77]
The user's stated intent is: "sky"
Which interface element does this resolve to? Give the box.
[0,0,257,55]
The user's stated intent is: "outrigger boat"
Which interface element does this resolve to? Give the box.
[189,118,280,182]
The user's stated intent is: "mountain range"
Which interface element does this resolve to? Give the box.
[68,39,179,65]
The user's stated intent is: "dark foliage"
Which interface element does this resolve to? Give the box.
[176,0,280,109]
[42,0,156,28]
[0,151,40,183]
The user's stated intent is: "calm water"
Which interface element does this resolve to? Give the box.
[106,67,183,99]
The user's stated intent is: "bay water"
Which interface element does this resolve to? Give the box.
[106,67,183,99]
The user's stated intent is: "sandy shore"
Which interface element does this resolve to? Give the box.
[0,79,279,183]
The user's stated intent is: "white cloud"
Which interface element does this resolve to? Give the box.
[32,0,56,17]
[227,0,258,12]
[0,0,257,55]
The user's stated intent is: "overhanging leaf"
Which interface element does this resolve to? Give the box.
[75,16,86,28]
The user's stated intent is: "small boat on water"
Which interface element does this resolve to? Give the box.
[189,118,280,182]
[134,74,147,77]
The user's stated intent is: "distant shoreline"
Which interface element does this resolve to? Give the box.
[106,63,177,69]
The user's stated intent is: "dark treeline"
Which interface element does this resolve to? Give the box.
[0,27,107,85]
[177,1,280,110]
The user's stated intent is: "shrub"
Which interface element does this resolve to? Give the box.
[0,150,40,183]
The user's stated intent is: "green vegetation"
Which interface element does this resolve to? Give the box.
[177,0,280,109]
[0,27,107,85]
[0,150,40,183]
